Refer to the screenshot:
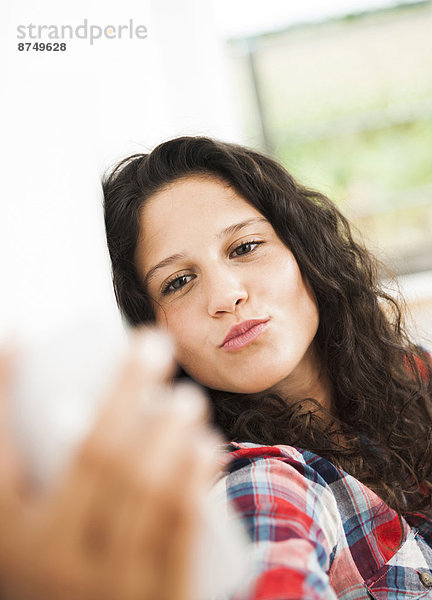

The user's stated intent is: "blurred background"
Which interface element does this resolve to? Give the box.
[1,0,431,347]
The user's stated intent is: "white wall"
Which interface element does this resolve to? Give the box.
[1,0,240,343]
[1,0,430,350]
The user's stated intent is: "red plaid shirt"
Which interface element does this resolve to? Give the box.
[217,442,432,600]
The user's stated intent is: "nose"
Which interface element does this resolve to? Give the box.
[206,267,248,317]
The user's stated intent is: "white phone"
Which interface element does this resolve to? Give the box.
[9,317,250,600]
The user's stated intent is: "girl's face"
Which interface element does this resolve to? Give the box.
[135,176,321,395]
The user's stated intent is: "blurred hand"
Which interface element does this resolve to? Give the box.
[0,329,220,600]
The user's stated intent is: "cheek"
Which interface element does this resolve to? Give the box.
[264,254,303,302]
[154,303,202,361]
[301,276,319,321]
[297,281,320,342]
[270,258,319,327]
[154,302,183,336]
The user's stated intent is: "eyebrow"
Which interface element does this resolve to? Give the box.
[143,216,268,288]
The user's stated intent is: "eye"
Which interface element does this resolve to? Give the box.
[230,240,263,258]
[162,273,196,295]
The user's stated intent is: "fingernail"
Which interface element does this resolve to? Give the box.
[134,328,174,373]
[192,429,225,468]
[171,382,208,421]
[139,383,170,412]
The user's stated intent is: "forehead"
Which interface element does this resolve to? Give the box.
[138,176,265,257]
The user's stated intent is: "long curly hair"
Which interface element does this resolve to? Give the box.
[102,135,432,521]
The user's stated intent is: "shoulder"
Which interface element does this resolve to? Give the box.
[222,440,394,528]
[404,346,432,382]
[217,442,432,599]
[222,442,339,516]
[221,442,342,543]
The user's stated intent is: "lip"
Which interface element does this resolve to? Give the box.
[220,318,270,351]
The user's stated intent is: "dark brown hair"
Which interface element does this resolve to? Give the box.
[103,135,432,520]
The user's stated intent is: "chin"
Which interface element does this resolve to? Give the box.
[227,363,293,395]
[217,377,281,396]
[184,364,286,396]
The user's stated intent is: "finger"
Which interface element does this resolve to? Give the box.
[0,345,17,449]
[50,415,198,598]
[159,438,220,600]
[40,328,176,562]
[87,380,219,599]
[0,344,27,493]
[170,381,210,424]
[93,327,176,436]
[0,344,36,581]
[109,430,218,600]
